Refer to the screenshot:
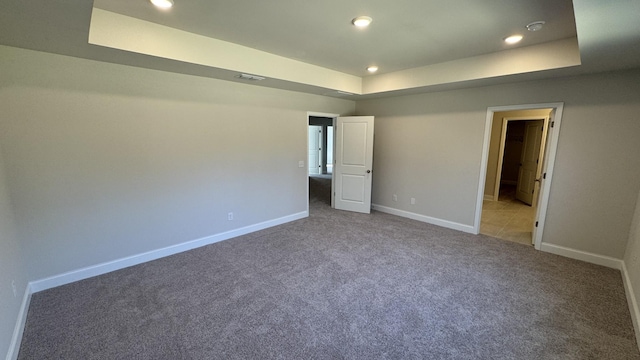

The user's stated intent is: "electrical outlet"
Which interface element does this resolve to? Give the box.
[228,212,234,221]
[11,280,17,298]
[298,161,304,168]
[392,194,398,202]
[411,198,416,205]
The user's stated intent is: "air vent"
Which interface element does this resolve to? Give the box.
[322,90,356,97]
[236,73,266,81]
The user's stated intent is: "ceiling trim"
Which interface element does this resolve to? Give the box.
[363,38,581,94]
[89,8,582,98]
[89,8,363,94]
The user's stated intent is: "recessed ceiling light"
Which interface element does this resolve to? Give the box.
[526,21,546,32]
[367,66,379,73]
[504,35,523,44]
[150,0,174,9]
[352,16,372,28]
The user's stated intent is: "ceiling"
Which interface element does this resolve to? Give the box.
[1,0,639,99]
[94,0,577,77]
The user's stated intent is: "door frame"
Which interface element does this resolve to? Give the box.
[493,116,549,203]
[475,103,564,250]
[306,112,339,214]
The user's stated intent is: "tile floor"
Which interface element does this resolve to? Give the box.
[480,185,536,246]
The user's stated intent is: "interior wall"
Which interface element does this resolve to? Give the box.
[625,189,640,348]
[484,109,552,197]
[0,144,27,360]
[356,69,640,259]
[0,45,355,283]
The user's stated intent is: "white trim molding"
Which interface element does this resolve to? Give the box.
[622,261,640,352]
[539,243,623,270]
[7,285,32,360]
[29,211,308,293]
[372,204,475,234]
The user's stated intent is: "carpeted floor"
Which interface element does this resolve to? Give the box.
[17,177,640,359]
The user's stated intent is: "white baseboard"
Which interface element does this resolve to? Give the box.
[539,244,639,350]
[29,211,308,293]
[483,194,495,201]
[539,243,623,270]
[371,204,475,234]
[622,261,640,352]
[6,284,32,360]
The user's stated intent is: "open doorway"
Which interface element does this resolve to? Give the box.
[475,103,564,250]
[308,115,335,207]
[306,113,375,215]
[481,114,549,245]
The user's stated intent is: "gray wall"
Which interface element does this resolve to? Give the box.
[0,45,354,283]
[625,189,640,345]
[0,144,27,360]
[3,43,640,357]
[357,69,640,259]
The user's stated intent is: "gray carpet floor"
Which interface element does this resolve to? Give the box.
[18,176,640,359]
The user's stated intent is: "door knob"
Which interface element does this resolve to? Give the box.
[366,170,371,173]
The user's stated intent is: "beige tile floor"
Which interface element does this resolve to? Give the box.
[480,185,536,246]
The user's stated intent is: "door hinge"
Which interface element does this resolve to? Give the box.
[550,121,555,128]
[543,173,547,179]
[535,221,539,227]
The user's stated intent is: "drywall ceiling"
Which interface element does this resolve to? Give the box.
[93,0,577,77]
[0,0,639,99]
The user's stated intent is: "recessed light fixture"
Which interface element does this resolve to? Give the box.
[367,66,379,73]
[504,35,523,44]
[526,21,546,32]
[150,0,174,9]
[352,16,372,28]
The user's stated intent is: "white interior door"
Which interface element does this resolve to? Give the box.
[516,120,544,205]
[326,126,334,174]
[532,113,553,245]
[308,126,322,175]
[531,118,549,209]
[334,116,374,213]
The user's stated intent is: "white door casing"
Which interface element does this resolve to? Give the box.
[334,116,374,214]
[516,120,544,205]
